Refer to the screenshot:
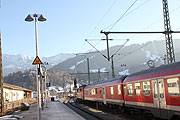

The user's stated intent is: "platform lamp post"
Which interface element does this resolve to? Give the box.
[25,13,46,120]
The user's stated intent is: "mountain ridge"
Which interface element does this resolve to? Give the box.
[2,53,75,76]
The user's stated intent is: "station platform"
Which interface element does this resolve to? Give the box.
[15,101,85,120]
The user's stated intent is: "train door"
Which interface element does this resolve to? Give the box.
[152,79,167,118]
[103,87,106,104]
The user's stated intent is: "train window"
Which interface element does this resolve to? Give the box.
[92,89,96,95]
[127,84,133,95]
[143,81,151,95]
[118,85,121,95]
[167,78,180,96]
[96,88,98,94]
[134,83,141,95]
[100,90,102,94]
[84,90,88,95]
[110,87,114,95]
[153,82,158,98]
[124,84,127,95]
[159,80,164,98]
[89,90,91,95]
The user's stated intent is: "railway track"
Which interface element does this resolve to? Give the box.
[65,101,163,120]
[66,102,106,120]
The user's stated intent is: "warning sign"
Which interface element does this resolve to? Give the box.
[32,56,43,65]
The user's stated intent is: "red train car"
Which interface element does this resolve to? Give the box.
[124,61,180,119]
[76,61,180,119]
[76,85,85,100]
[83,76,126,106]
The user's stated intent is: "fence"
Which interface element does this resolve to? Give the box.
[4,98,37,114]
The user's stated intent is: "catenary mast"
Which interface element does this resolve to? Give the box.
[162,0,175,64]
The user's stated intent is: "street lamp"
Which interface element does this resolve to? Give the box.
[25,13,46,120]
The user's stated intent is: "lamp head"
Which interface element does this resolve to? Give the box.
[38,15,47,22]
[25,15,34,22]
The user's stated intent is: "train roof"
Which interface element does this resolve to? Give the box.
[85,75,127,89]
[125,61,180,82]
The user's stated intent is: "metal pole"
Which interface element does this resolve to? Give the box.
[63,75,65,98]
[63,75,65,90]
[41,76,44,110]
[105,33,110,61]
[87,58,90,85]
[100,31,180,34]
[44,71,48,108]
[111,55,115,78]
[98,69,101,82]
[0,33,4,116]
[35,15,41,120]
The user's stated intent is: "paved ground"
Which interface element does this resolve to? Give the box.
[16,101,85,120]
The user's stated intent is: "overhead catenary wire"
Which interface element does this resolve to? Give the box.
[106,41,153,71]
[122,0,151,21]
[111,26,180,71]
[86,0,138,54]
[103,0,151,31]
[85,39,108,59]
[112,39,129,57]
[103,0,138,31]
[84,0,119,55]
[86,0,118,39]
[75,53,108,81]
[143,6,180,30]
[85,0,152,57]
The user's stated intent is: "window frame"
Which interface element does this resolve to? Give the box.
[134,82,141,95]
[110,86,114,95]
[127,83,133,95]
[123,84,127,95]
[143,81,151,96]
[167,77,180,96]
[118,84,121,95]
[99,89,102,94]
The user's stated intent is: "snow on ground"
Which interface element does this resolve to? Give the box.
[69,56,95,70]
[119,69,130,75]
[69,59,86,70]
[90,67,107,72]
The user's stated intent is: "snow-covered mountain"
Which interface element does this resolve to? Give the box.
[51,40,180,82]
[2,53,75,76]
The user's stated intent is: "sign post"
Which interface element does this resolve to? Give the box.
[32,56,43,120]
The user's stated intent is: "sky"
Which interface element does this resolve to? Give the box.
[0,0,180,57]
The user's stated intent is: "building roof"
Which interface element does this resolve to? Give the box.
[3,83,32,92]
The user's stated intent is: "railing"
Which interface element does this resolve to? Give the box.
[4,98,37,114]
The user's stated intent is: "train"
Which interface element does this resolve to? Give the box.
[76,61,180,119]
